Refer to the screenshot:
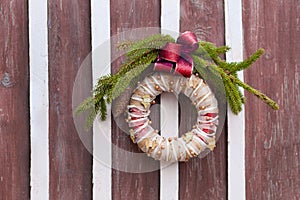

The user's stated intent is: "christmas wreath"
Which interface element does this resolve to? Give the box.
[75,31,278,162]
[127,72,218,161]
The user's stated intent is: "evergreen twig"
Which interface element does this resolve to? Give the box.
[229,74,279,110]
[229,48,265,72]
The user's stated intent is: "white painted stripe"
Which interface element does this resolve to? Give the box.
[91,0,112,199]
[29,0,49,199]
[225,0,246,199]
[160,1,180,199]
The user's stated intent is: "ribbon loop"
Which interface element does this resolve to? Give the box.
[160,43,181,63]
[177,31,199,52]
[154,31,199,77]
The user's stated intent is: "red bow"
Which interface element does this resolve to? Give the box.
[154,31,199,77]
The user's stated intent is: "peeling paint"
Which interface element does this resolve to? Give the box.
[59,0,63,11]
[9,1,15,26]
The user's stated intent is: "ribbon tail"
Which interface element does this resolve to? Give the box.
[174,56,193,77]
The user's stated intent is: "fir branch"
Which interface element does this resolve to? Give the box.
[118,34,174,61]
[80,35,171,125]
[215,45,231,55]
[116,49,158,75]
[193,43,217,61]
[111,49,159,100]
[229,48,264,72]
[128,34,175,52]
[199,41,231,56]
[228,74,279,110]
[199,41,224,64]
[210,63,279,112]
[99,97,107,120]
[112,53,157,99]
[194,41,277,112]
[223,80,242,114]
[209,64,243,113]
[223,76,243,114]
[192,55,224,90]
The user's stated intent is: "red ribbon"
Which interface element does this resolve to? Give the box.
[154,31,199,77]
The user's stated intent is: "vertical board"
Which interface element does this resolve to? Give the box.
[160,1,180,199]
[110,0,161,199]
[0,1,30,199]
[179,1,227,199]
[48,0,92,199]
[91,0,112,199]
[243,0,300,199]
[29,0,49,199]
[225,0,245,199]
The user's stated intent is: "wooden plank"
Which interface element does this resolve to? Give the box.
[179,1,227,199]
[29,0,49,199]
[110,0,160,199]
[91,0,112,199]
[160,1,180,199]
[48,0,92,199]
[243,0,300,199]
[0,1,30,199]
[224,0,246,199]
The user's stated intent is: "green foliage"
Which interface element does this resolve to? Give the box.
[76,33,279,130]
[112,53,157,100]
[229,48,264,72]
[125,34,175,61]
[195,41,279,113]
[75,34,174,129]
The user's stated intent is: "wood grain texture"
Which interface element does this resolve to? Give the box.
[179,1,227,199]
[110,0,161,199]
[243,0,300,199]
[48,0,92,199]
[0,1,30,199]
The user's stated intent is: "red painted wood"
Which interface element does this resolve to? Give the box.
[243,0,300,199]
[110,0,161,199]
[0,1,30,199]
[179,1,227,199]
[48,1,92,199]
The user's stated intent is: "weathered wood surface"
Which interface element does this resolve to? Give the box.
[0,1,30,199]
[179,1,227,199]
[48,0,92,199]
[110,0,161,199]
[243,0,300,199]
[2,0,300,199]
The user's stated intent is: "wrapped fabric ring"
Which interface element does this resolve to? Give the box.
[127,72,219,162]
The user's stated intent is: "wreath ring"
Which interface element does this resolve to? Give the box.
[127,72,219,162]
